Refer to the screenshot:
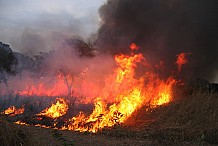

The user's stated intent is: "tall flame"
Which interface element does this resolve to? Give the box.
[62,44,176,132]
[13,44,182,133]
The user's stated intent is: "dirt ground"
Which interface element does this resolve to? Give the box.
[19,124,153,146]
[5,123,215,146]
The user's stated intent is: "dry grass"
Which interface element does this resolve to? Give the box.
[0,118,63,146]
[121,89,218,145]
[1,88,218,145]
[0,119,29,146]
[0,120,152,146]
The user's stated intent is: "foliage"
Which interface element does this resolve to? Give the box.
[0,43,17,74]
[0,42,18,83]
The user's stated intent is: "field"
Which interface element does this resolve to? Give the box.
[0,88,218,146]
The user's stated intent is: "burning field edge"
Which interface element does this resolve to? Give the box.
[0,43,218,145]
[1,89,218,146]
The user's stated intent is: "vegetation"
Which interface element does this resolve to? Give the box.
[0,87,218,145]
[0,119,29,146]
[108,89,218,145]
[52,130,75,146]
[0,42,17,83]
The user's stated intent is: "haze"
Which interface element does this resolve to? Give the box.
[0,0,106,53]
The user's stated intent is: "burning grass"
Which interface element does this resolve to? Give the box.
[1,105,24,116]
[118,90,218,145]
[0,43,217,145]
[37,98,69,119]
[0,43,179,133]
[0,89,218,145]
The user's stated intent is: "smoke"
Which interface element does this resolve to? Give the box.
[1,0,218,86]
[0,0,105,56]
[42,39,116,80]
[95,0,218,82]
[0,38,116,101]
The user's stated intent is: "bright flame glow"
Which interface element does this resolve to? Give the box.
[176,52,191,72]
[13,44,182,133]
[1,105,24,116]
[62,46,176,132]
[17,74,70,97]
[37,98,68,119]
[129,43,140,51]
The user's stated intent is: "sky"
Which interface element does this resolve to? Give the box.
[0,0,106,53]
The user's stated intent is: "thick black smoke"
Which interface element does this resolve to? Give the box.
[95,0,218,81]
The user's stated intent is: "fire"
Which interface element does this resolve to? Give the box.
[62,45,176,132]
[17,74,70,97]
[37,98,68,119]
[1,105,24,116]
[129,43,140,51]
[176,52,191,72]
[150,77,176,106]
[14,121,29,126]
[13,44,184,133]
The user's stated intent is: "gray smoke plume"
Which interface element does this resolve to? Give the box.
[95,0,218,82]
[0,0,104,56]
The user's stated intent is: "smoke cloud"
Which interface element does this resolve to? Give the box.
[95,0,218,82]
[0,0,105,55]
[0,39,116,101]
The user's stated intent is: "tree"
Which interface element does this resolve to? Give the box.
[0,42,18,84]
[65,38,95,57]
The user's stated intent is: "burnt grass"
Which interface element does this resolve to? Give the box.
[0,88,218,146]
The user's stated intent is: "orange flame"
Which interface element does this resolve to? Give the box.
[176,52,191,72]
[1,105,24,116]
[129,43,139,51]
[14,121,29,126]
[14,44,179,133]
[37,98,68,119]
[62,45,176,132]
[18,75,70,97]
